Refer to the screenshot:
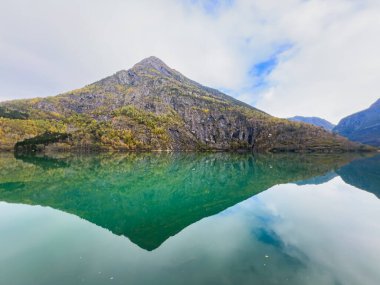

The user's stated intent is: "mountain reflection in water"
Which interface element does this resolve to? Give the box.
[0,152,377,251]
[0,152,380,285]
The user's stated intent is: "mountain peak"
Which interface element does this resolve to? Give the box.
[134,56,170,71]
[136,56,167,66]
[131,56,177,79]
[128,56,188,83]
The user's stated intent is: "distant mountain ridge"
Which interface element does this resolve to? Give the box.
[288,116,335,131]
[334,99,380,147]
[0,56,371,152]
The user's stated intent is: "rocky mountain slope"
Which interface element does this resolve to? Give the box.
[0,56,371,152]
[288,116,335,131]
[334,99,380,147]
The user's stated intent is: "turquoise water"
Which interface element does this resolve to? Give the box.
[0,153,379,285]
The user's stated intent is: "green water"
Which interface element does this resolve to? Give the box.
[0,152,379,285]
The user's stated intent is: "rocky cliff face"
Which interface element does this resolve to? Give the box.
[334,99,380,147]
[0,57,370,152]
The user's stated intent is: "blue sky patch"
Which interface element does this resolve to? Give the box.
[251,43,293,78]
[253,57,278,77]
[189,0,234,14]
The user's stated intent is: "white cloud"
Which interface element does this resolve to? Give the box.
[0,0,379,123]
[254,0,380,123]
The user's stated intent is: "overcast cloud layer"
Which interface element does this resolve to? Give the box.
[1,0,379,123]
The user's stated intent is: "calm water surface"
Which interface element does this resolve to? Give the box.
[0,152,379,285]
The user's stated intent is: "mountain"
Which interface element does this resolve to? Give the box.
[334,99,380,147]
[288,116,335,131]
[0,56,371,152]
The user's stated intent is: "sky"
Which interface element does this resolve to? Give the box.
[1,0,379,124]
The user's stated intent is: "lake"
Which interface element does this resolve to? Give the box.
[0,152,379,285]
